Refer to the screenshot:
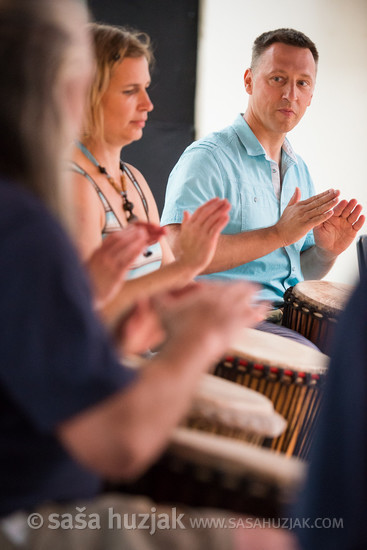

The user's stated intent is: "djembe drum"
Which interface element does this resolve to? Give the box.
[282,280,353,353]
[214,328,329,459]
[122,361,287,445]
[185,373,287,445]
[119,427,305,518]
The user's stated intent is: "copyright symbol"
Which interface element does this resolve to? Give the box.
[27,513,44,529]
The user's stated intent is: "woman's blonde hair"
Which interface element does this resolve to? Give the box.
[83,23,154,139]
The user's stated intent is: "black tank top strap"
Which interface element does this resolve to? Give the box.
[121,162,150,221]
[69,161,122,234]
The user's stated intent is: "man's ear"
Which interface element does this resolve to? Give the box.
[244,68,253,95]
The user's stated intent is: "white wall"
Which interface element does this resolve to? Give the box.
[196,0,367,286]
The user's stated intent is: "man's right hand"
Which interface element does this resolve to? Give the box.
[275,188,340,247]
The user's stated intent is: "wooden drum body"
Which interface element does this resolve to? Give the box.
[214,328,329,459]
[185,374,286,446]
[123,362,287,446]
[282,280,353,353]
[119,428,305,518]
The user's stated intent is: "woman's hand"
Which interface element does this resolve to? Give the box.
[132,220,166,246]
[86,225,154,310]
[176,198,231,275]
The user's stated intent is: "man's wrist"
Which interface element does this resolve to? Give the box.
[269,223,287,248]
[313,245,338,263]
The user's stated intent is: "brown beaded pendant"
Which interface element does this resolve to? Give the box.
[98,162,138,223]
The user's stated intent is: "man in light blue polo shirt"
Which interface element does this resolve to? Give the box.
[161,28,364,308]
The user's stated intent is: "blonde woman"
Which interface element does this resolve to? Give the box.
[71,24,230,323]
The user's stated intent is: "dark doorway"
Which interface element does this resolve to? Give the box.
[87,0,199,214]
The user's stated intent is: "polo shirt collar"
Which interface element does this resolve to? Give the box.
[232,113,298,164]
[282,138,297,163]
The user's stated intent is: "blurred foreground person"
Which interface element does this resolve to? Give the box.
[0,1,295,549]
[294,268,367,550]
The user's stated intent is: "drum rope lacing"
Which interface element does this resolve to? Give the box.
[214,356,326,460]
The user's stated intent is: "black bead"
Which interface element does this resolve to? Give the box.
[127,213,138,223]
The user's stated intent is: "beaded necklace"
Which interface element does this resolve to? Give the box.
[76,141,137,223]
[76,141,153,257]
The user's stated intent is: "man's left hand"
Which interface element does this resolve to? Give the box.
[314,198,365,256]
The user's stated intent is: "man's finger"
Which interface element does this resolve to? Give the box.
[287,187,301,206]
[340,199,358,218]
[302,188,338,208]
[347,204,363,224]
[331,199,348,217]
[352,214,366,232]
[309,209,335,226]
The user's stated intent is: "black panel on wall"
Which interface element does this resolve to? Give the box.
[87,0,198,214]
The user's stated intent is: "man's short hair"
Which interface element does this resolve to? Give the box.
[251,28,319,70]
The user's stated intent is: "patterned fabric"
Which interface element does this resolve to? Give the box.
[70,162,163,278]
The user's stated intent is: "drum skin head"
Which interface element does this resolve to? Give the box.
[227,328,329,374]
[292,280,353,315]
[169,427,305,491]
[190,374,287,438]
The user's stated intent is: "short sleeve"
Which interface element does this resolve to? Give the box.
[161,146,225,226]
[0,204,137,433]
